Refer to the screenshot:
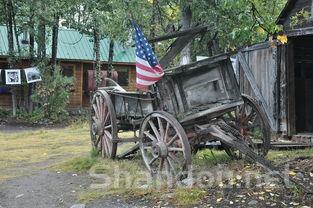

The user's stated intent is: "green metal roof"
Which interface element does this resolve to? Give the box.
[0,26,135,63]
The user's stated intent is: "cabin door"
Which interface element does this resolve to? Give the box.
[293,36,313,133]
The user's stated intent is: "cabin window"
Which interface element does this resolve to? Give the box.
[116,68,129,87]
[61,65,74,77]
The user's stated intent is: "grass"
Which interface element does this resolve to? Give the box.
[193,149,232,168]
[77,191,107,204]
[267,148,313,161]
[174,188,206,206]
[0,122,90,180]
[52,155,98,173]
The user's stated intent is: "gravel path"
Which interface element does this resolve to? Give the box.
[0,170,149,208]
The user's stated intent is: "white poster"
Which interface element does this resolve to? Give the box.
[24,67,42,83]
[5,69,21,85]
[0,69,2,82]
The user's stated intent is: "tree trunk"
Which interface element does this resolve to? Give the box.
[28,3,35,113]
[94,27,101,88]
[29,2,35,62]
[4,0,17,116]
[12,4,20,56]
[150,0,157,50]
[107,39,114,78]
[37,3,46,60]
[51,14,59,70]
[180,4,192,65]
[4,0,14,68]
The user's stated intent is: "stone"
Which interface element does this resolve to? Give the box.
[15,194,24,198]
[296,172,304,179]
[181,178,194,187]
[248,200,258,205]
[70,204,85,208]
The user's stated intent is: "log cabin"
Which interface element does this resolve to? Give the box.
[0,26,136,109]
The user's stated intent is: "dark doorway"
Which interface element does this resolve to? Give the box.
[294,36,313,133]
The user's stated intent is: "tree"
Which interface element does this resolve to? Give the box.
[180,2,192,65]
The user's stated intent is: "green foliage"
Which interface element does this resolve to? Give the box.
[194,149,231,168]
[191,0,287,54]
[31,63,74,123]
[16,108,45,123]
[290,9,310,29]
[0,107,10,118]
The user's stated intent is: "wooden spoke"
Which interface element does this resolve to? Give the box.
[159,158,165,171]
[157,117,164,140]
[168,147,184,152]
[148,120,161,141]
[104,113,110,125]
[164,158,170,173]
[96,96,102,120]
[168,152,183,164]
[95,136,101,147]
[166,134,178,146]
[149,156,158,165]
[164,122,170,142]
[144,131,158,142]
[165,158,175,175]
[104,125,112,130]
[92,104,100,119]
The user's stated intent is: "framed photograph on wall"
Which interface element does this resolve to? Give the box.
[5,69,21,85]
[24,67,42,83]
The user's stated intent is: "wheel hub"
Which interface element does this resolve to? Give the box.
[152,141,168,158]
[92,120,104,135]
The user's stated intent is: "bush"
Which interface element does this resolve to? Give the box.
[16,108,45,123]
[31,64,74,123]
[0,107,10,118]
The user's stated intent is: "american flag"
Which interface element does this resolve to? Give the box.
[132,21,164,89]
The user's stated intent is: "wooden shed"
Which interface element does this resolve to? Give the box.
[0,26,136,109]
[236,0,313,143]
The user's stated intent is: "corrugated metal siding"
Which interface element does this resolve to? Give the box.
[0,26,135,63]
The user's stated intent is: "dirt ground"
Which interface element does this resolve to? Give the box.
[0,123,151,208]
[0,123,313,208]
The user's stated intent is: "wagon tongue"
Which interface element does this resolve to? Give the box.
[196,120,312,194]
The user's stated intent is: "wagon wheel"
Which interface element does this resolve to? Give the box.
[90,90,117,159]
[139,111,192,180]
[223,94,271,159]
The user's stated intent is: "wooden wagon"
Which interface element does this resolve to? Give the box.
[90,51,271,178]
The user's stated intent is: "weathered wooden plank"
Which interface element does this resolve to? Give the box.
[237,52,277,131]
[286,27,313,36]
[241,41,272,52]
[165,53,229,74]
[287,41,296,136]
[116,144,139,159]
